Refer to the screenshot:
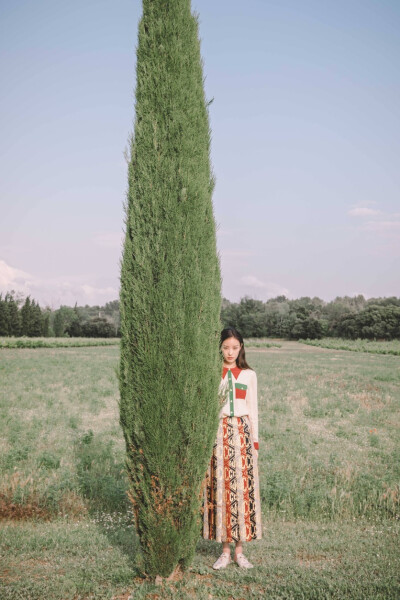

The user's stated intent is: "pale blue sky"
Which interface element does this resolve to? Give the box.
[1,0,399,308]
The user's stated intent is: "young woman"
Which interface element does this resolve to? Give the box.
[202,327,262,569]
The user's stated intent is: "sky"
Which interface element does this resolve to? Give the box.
[1,0,399,309]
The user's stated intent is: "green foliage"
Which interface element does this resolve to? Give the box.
[337,304,400,339]
[119,0,221,578]
[0,292,120,339]
[81,317,115,338]
[8,298,22,335]
[1,291,399,341]
[20,297,43,336]
[38,451,61,470]
[53,305,76,337]
[0,291,45,337]
[221,295,400,340]
[0,295,10,335]
[20,296,44,336]
[221,295,326,339]
[74,430,127,513]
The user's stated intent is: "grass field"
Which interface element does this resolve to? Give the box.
[1,341,399,599]
[0,337,120,349]
[299,338,400,356]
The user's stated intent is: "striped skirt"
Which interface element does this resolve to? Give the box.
[202,415,262,543]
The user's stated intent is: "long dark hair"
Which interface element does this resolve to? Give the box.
[220,327,252,370]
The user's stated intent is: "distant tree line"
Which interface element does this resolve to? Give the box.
[0,293,49,337]
[1,291,399,340]
[221,295,400,340]
[53,301,119,338]
[0,292,120,338]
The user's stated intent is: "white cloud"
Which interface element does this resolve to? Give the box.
[0,259,118,308]
[239,275,289,298]
[348,205,400,245]
[81,284,119,301]
[241,275,268,289]
[348,207,381,217]
[362,220,400,232]
[0,259,35,290]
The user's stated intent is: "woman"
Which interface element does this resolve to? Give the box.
[202,327,262,569]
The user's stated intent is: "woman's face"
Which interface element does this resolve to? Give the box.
[221,336,242,366]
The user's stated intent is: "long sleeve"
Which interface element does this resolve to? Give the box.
[247,371,259,449]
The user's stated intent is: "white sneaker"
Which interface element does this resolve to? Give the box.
[235,553,254,569]
[212,552,232,570]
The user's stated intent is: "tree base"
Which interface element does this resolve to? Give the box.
[154,564,183,585]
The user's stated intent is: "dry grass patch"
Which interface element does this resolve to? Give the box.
[349,391,387,411]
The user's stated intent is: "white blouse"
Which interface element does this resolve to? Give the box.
[219,367,258,445]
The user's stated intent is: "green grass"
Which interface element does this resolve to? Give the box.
[0,346,126,519]
[245,337,282,348]
[299,337,400,356]
[0,341,399,598]
[0,336,120,349]
[1,518,398,599]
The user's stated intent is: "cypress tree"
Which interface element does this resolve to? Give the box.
[29,300,43,337]
[5,293,22,336]
[119,0,221,578]
[20,296,32,336]
[0,295,10,336]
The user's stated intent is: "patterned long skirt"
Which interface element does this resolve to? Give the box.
[202,415,262,542]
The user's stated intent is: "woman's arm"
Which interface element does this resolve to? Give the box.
[248,371,259,450]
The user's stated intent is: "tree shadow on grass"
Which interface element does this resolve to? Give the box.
[193,537,224,573]
[73,429,142,572]
[91,505,142,573]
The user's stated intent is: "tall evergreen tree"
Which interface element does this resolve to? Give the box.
[5,292,22,336]
[41,308,50,337]
[119,0,221,578]
[29,300,43,337]
[0,295,10,336]
[20,296,32,336]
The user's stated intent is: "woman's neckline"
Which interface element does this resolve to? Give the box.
[222,365,242,376]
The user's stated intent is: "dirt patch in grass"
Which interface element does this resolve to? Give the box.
[0,568,19,584]
[0,495,53,521]
[111,593,133,600]
[155,564,184,584]
[296,549,343,569]
[0,490,87,522]
[349,391,386,411]
[306,419,338,441]
[0,559,65,584]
